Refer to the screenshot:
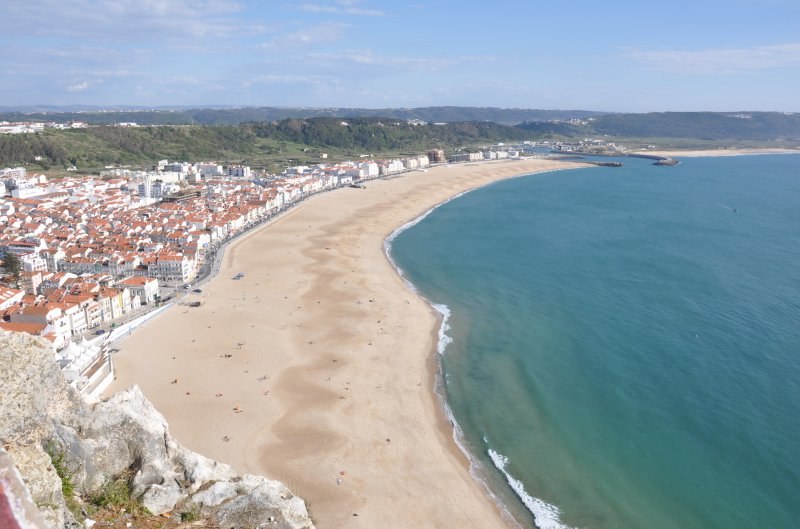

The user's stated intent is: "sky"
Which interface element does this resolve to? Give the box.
[1,0,799,112]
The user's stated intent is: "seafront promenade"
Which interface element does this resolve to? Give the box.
[103,161,537,346]
[107,158,588,529]
[101,171,408,345]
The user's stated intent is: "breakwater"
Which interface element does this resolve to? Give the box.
[627,153,680,165]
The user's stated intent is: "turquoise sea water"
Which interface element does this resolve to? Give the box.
[388,155,800,529]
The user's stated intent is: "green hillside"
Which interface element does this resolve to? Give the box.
[595,112,800,141]
[0,118,527,172]
[4,111,799,175]
[517,112,800,143]
[248,118,527,151]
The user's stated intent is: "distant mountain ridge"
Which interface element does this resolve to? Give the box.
[0,106,605,126]
[590,112,800,141]
[518,111,800,142]
[3,107,798,141]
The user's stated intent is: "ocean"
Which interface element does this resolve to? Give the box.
[387,154,800,529]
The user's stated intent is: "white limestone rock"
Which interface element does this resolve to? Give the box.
[212,476,313,529]
[3,440,68,529]
[0,330,315,529]
[141,482,183,515]
[0,447,49,529]
[188,480,239,507]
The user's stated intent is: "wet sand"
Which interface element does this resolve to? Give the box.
[107,158,587,529]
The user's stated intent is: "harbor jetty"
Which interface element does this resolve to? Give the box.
[627,153,680,166]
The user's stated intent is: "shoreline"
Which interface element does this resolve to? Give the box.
[382,190,520,525]
[382,169,577,529]
[634,147,799,158]
[106,159,589,529]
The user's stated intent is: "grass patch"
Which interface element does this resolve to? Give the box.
[87,470,149,516]
[44,441,82,519]
[180,506,200,523]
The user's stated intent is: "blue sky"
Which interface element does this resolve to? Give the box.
[2,0,799,111]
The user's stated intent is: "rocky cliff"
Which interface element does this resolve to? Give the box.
[0,331,315,529]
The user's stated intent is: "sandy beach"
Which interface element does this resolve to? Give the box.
[106,158,587,529]
[639,147,799,158]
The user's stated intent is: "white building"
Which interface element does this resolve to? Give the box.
[11,187,47,199]
[21,253,48,272]
[0,167,27,179]
[148,253,195,285]
[117,276,160,305]
[10,304,72,345]
[196,163,224,176]
[228,165,252,178]
[379,159,405,175]
[358,162,379,179]
[138,180,179,199]
[163,162,191,173]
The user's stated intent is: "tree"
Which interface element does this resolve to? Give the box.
[3,252,22,288]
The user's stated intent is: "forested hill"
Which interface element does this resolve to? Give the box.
[519,112,800,141]
[3,105,797,140]
[0,118,528,169]
[247,118,527,150]
[596,112,800,140]
[2,112,799,171]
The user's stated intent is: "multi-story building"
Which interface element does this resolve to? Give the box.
[0,167,27,179]
[449,152,484,163]
[228,165,252,178]
[427,149,446,163]
[138,180,179,199]
[117,276,160,305]
[148,253,194,285]
[21,253,48,272]
[358,162,380,179]
[163,162,191,174]
[10,304,72,345]
[63,302,89,336]
[197,163,224,176]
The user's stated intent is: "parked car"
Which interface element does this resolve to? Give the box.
[193,288,202,293]
[95,329,106,335]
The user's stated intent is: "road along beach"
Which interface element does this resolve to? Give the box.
[107,158,587,529]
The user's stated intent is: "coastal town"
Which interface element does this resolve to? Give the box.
[0,145,528,399]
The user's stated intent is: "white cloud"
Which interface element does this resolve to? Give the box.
[625,43,800,73]
[66,81,90,92]
[261,22,350,50]
[243,74,337,87]
[305,50,495,72]
[0,0,258,40]
[295,2,384,16]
